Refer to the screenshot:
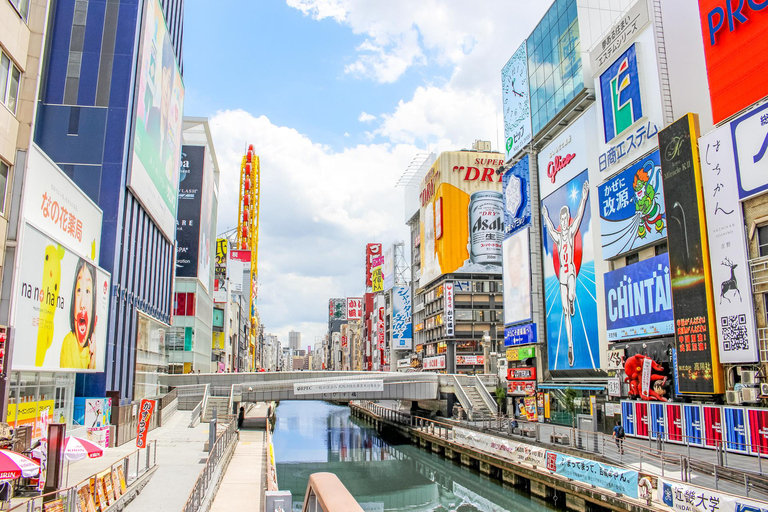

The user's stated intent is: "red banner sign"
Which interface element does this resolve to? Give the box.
[507,367,536,380]
[136,399,156,448]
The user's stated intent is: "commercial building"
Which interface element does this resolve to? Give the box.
[289,330,301,351]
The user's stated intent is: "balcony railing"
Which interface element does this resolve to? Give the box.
[750,255,768,294]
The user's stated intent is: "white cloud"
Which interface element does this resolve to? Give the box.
[358,112,376,123]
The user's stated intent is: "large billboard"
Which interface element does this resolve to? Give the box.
[329,298,346,321]
[732,102,768,201]
[541,169,599,371]
[659,113,723,394]
[598,150,666,259]
[699,124,758,363]
[129,0,185,240]
[392,286,412,350]
[346,297,362,320]
[383,245,394,291]
[13,225,111,372]
[698,0,768,123]
[365,243,382,289]
[501,41,532,159]
[176,146,205,278]
[502,155,531,237]
[419,151,505,287]
[503,228,531,326]
[603,254,673,342]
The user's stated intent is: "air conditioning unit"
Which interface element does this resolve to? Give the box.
[761,383,768,397]
[742,387,760,403]
[741,370,758,386]
[725,389,742,405]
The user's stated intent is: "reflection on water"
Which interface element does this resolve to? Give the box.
[273,401,557,512]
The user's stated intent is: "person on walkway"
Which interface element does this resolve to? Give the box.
[238,406,245,430]
[613,420,625,454]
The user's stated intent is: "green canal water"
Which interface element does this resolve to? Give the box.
[273,401,559,512]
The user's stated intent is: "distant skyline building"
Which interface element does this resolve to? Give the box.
[289,330,301,351]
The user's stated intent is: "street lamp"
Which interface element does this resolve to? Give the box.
[482,331,491,375]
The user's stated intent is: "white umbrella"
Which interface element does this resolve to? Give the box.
[0,450,40,480]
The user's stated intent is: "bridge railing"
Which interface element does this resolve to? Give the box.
[473,375,498,416]
[301,473,364,512]
[182,420,238,512]
[451,375,475,420]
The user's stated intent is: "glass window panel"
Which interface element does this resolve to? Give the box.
[0,161,8,213]
[8,66,20,114]
[758,225,768,257]
[0,54,8,105]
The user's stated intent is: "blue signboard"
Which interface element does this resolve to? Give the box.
[598,150,666,259]
[649,403,665,441]
[723,407,749,454]
[621,401,635,436]
[503,155,531,238]
[504,323,536,347]
[550,454,638,498]
[392,285,412,350]
[603,253,674,342]
[542,170,599,371]
[600,44,643,143]
[683,404,704,446]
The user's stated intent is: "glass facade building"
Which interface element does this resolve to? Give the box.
[527,0,583,136]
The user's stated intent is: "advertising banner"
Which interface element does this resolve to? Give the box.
[649,402,665,440]
[699,125,758,363]
[621,401,636,436]
[377,306,385,350]
[501,42,532,159]
[545,452,638,498]
[13,224,111,372]
[293,380,384,395]
[508,381,536,395]
[659,114,722,394]
[419,151,504,287]
[214,238,227,298]
[598,150,666,259]
[603,254,673,342]
[329,298,346,321]
[456,355,484,366]
[371,265,384,293]
[176,146,205,278]
[365,244,382,288]
[635,401,649,438]
[541,169,599,371]
[503,228,531,325]
[25,145,103,261]
[135,399,156,448]
[423,355,445,370]
[659,478,768,512]
[383,245,395,291]
[129,0,184,240]
[537,110,592,200]
[444,282,454,337]
[749,408,768,455]
[7,399,54,439]
[453,427,546,467]
[703,405,723,448]
[732,102,768,200]
[507,367,535,380]
[506,346,535,361]
[683,404,704,446]
[698,0,768,123]
[666,403,683,443]
[392,286,412,350]
[723,407,749,454]
[589,0,650,75]
[346,297,362,320]
[503,155,531,237]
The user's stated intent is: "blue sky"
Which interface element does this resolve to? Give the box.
[182,0,551,346]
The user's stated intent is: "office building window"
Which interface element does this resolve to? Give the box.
[9,0,30,21]
[626,253,639,266]
[758,225,768,257]
[655,242,668,256]
[1,52,21,115]
[0,160,8,215]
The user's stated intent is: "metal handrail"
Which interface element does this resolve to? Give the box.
[189,400,203,428]
[10,440,158,511]
[473,375,498,416]
[452,375,475,420]
[301,473,364,512]
[182,421,238,512]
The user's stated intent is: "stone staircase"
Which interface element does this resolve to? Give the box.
[462,384,495,420]
[202,396,230,422]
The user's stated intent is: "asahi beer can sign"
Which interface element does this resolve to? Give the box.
[468,191,503,264]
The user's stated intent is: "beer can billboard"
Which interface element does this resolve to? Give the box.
[419,151,505,288]
[659,113,723,394]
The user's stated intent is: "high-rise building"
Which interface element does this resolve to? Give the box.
[32,0,185,408]
[289,330,301,351]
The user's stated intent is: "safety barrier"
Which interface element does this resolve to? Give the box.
[301,473,363,512]
[181,420,238,512]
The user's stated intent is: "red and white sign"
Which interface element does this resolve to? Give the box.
[456,355,484,365]
[423,355,446,370]
[698,0,768,123]
[347,297,362,320]
[507,367,536,380]
[365,243,382,288]
[537,111,589,199]
[435,196,443,240]
[135,399,156,448]
[229,250,251,263]
[341,336,348,348]
[377,307,385,349]
[444,282,454,336]
[508,380,536,395]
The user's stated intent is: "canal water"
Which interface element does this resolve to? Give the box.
[273,401,558,512]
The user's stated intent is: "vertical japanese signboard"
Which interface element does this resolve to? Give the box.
[346,298,362,320]
[699,125,758,363]
[329,299,346,321]
[392,286,412,350]
[659,113,723,394]
[135,399,156,448]
[444,282,454,337]
[365,244,382,289]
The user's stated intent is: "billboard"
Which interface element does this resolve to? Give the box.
[444,282,454,337]
[129,0,185,240]
[660,478,768,512]
[501,42,532,159]
[213,238,227,302]
[541,169,599,371]
[598,150,666,259]
[419,151,505,287]
[589,0,650,75]
[13,224,111,372]
[504,323,536,347]
[699,124,758,363]
[503,228,531,326]
[603,254,673,342]
[365,243,382,288]
[423,355,445,370]
[503,155,531,237]
[732,101,768,201]
[176,146,205,279]
[329,298,346,321]
[659,113,723,394]
[599,44,643,143]
[346,297,362,320]
[698,0,768,123]
[391,286,412,350]
[383,245,394,291]
[537,109,592,200]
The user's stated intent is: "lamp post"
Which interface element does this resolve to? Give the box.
[482,331,491,375]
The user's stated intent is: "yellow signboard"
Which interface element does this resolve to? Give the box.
[371,267,383,292]
[212,331,225,350]
[7,399,54,438]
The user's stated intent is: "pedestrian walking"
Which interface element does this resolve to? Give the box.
[613,420,625,454]
[237,406,245,430]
